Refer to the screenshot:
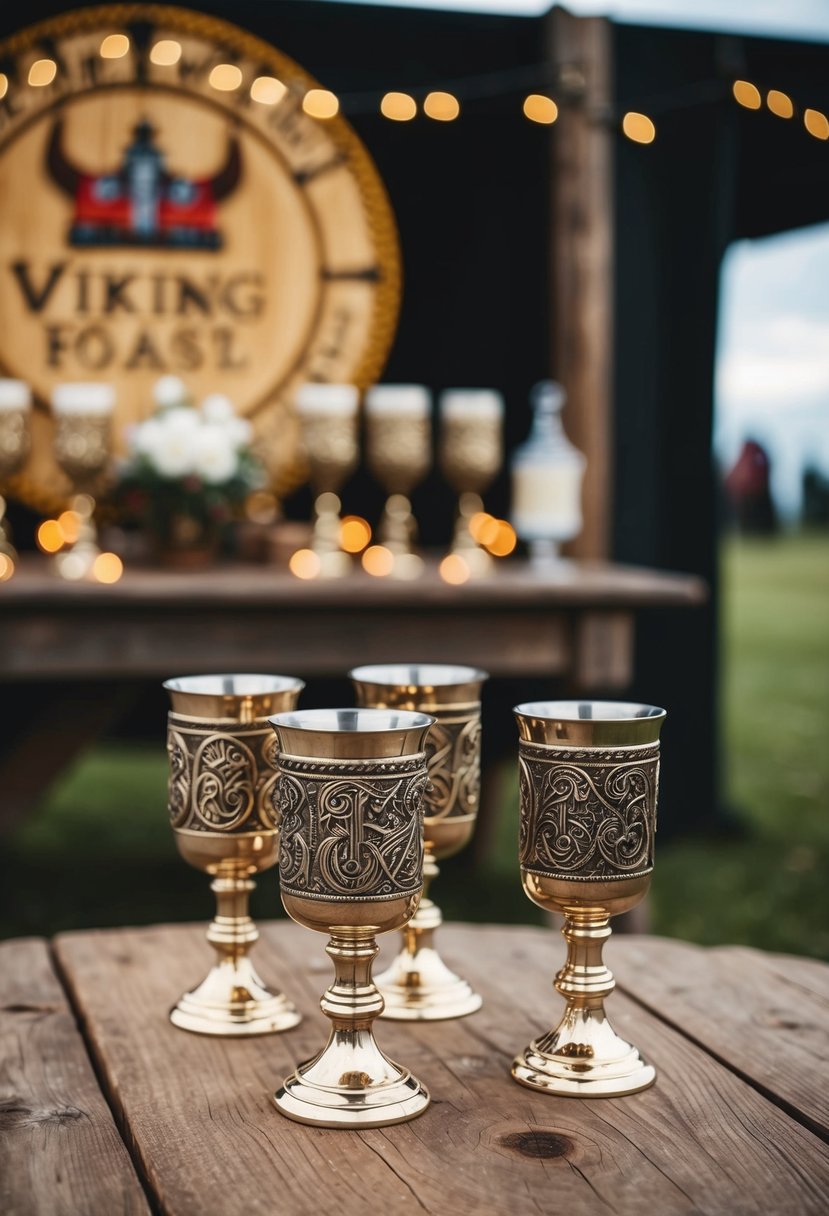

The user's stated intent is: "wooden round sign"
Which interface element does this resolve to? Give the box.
[0,4,400,509]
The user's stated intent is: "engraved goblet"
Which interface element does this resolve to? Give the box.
[295,383,359,578]
[165,673,305,1036]
[351,663,488,1020]
[269,707,434,1127]
[439,389,503,575]
[52,383,115,578]
[0,380,32,569]
[364,384,431,574]
[512,700,666,1096]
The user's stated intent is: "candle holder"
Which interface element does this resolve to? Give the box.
[295,383,359,578]
[165,674,305,1036]
[270,707,434,1127]
[439,389,503,576]
[52,382,115,579]
[512,700,666,1096]
[365,384,431,575]
[0,380,32,569]
[351,664,488,1020]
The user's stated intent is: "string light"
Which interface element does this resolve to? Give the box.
[28,59,57,87]
[523,94,558,124]
[804,108,829,140]
[100,34,129,59]
[303,89,339,119]
[209,64,242,92]
[381,92,417,121]
[424,91,460,122]
[733,80,761,110]
[150,40,181,66]
[251,76,287,105]
[767,90,794,119]
[622,112,656,144]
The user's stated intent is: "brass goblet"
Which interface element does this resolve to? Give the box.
[0,380,32,569]
[269,707,434,1127]
[294,382,359,577]
[165,673,305,1036]
[52,382,115,578]
[439,389,503,575]
[364,384,431,575]
[351,663,488,1020]
[512,700,666,1096]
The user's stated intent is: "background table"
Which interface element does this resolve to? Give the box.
[2,923,827,1215]
[0,556,705,833]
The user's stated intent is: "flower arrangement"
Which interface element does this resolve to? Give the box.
[117,376,263,563]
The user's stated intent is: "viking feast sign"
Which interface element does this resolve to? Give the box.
[0,4,400,508]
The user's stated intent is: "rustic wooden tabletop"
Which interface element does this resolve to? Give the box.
[4,922,826,1216]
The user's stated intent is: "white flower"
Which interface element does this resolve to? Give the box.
[133,418,164,457]
[201,393,236,424]
[162,406,200,436]
[153,375,188,408]
[228,417,253,447]
[194,424,237,484]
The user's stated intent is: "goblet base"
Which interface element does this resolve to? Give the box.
[376,945,482,1021]
[512,1016,656,1098]
[273,1068,430,1129]
[169,960,301,1037]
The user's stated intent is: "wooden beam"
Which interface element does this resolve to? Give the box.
[547,11,614,559]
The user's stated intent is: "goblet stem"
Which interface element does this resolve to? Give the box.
[274,930,430,1127]
[170,874,301,1037]
[376,851,483,1021]
[512,909,655,1097]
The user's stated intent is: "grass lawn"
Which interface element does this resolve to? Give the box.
[2,531,827,956]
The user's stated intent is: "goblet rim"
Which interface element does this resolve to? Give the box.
[515,700,665,723]
[270,707,435,734]
[350,663,489,688]
[164,673,305,697]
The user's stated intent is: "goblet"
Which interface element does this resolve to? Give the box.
[512,700,666,1096]
[294,382,359,577]
[351,663,488,1020]
[0,380,32,568]
[269,707,434,1127]
[439,389,503,575]
[165,673,305,1036]
[52,382,115,578]
[364,384,431,575]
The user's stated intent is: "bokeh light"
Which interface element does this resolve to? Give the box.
[381,92,417,121]
[469,511,499,547]
[100,34,130,58]
[251,76,287,105]
[209,64,243,92]
[93,552,124,584]
[523,94,558,124]
[622,112,656,144]
[57,510,81,545]
[439,554,471,585]
[0,553,15,582]
[484,520,517,557]
[767,90,794,119]
[732,80,761,110]
[150,40,181,66]
[340,516,372,553]
[37,519,64,553]
[424,91,460,121]
[804,108,829,140]
[362,545,395,577]
[289,549,322,580]
[303,89,339,119]
[28,59,57,87]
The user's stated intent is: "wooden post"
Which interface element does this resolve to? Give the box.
[547,10,614,559]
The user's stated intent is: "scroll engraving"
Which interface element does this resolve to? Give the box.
[166,714,279,833]
[277,754,426,901]
[424,711,481,821]
[518,743,660,880]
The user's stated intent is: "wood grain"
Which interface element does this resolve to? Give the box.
[0,937,150,1216]
[53,922,829,1216]
[612,935,829,1139]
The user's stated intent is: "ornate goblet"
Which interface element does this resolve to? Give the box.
[512,700,666,1096]
[439,389,503,575]
[295,382,359,577]
[0,380,32,568]
[165,673,305,1036]
[52,383,115,578]
[364,384,431,574]
[270,707,434,1127]
[351,664,488,1020]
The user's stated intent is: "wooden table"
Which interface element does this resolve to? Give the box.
[3,923,827,1215]
[0,556,705,832]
